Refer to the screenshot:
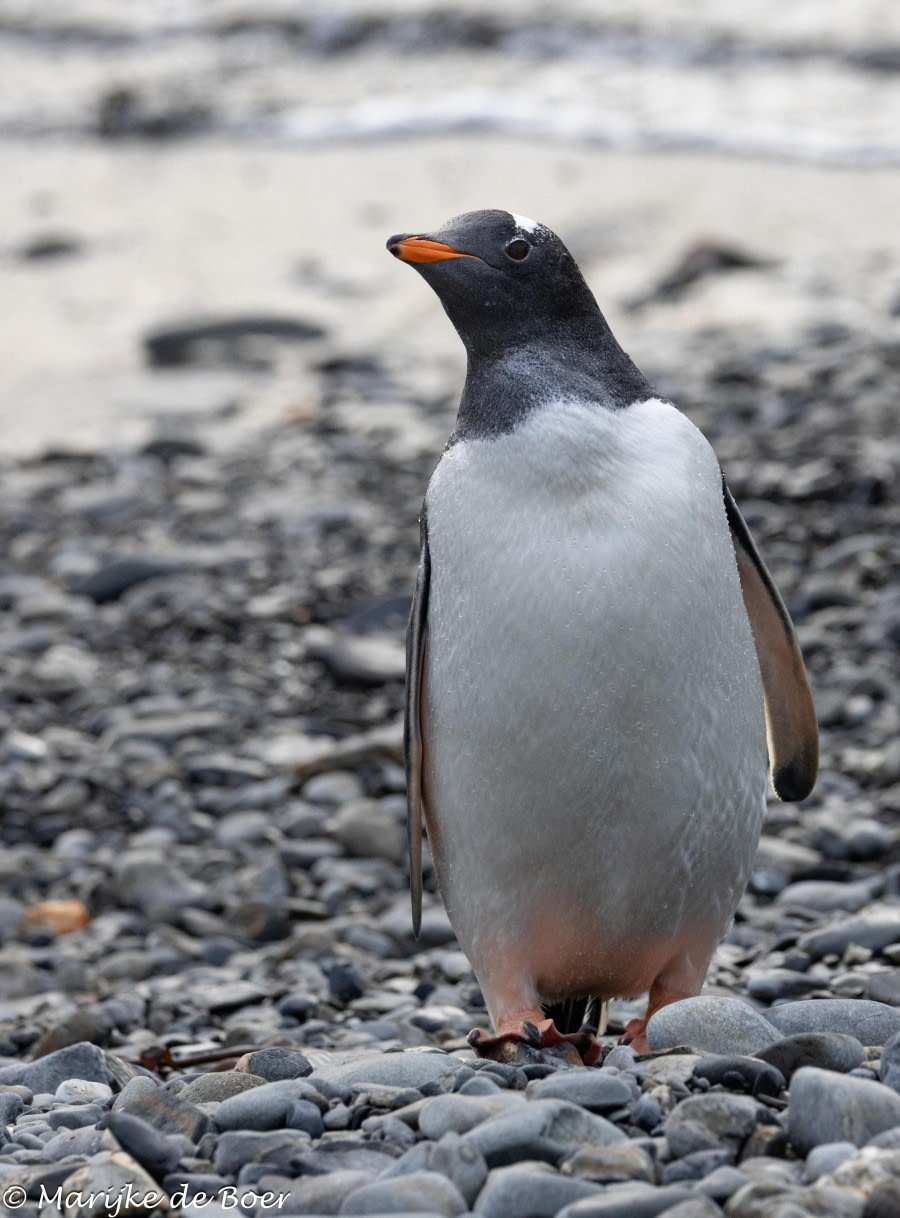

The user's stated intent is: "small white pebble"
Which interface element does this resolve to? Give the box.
[55,1078,113,1104]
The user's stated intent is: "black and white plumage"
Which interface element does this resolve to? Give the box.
[389,210,817,1059]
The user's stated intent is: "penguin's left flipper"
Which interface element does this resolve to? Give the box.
[468,1017,602,1067]
[405,507,430,938]
[723,479,818,801]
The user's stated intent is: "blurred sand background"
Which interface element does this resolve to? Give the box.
[1,0,899,457]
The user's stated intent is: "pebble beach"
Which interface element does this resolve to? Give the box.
[1,2,900,1216]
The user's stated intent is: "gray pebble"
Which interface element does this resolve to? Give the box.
[418,1094,522,1139]
[764,999,900,1046]
[339,1170,467,1216]
[429,1132,488,1206]
[880,1031,900,1092]
[475,1165,601,1218]
[657,1201,725,1218]
[215,1078,325,1131]
[561,1143,655,1184]
[757,1032,867,1079]
[602,1046,638,1072]
[693,1164,749,1200]
[462,1098,627,1164]
[47,1103,106,1130]
[663,1148,733,1184]
[104,1110,181,1178]
[266,1169,374,1215]
[286,1098,325,1138]
[797,906,900,961]
[556,1181,694,1217]
[42,1125,105,1160]
[303,771,366,804]
[646,997,779,1056]
[0,1042,111,1093]
[213,1129,312,1175]
[119,1087,211,1141]
[179,1071,267,1104]
[112,1077,159,1110]
[311,1052,464,1092]
[0,1092,24,1124]
[526,1068,637,1112]
[665,1094,768,1159]
[803,1141,858,1181]
[788,1066,900,1153]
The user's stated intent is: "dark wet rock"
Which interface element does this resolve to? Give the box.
[143,314,325,368]
[234,1048,313,1081]
[788,1067,900,1153]
[646,997,779,1056]
[691,1055,785,1098]
[745,968,823,1002]
[213,1128,313,1175]
[757,1032,867,1079]
[631,240,774,307]
[73,558,181,603]
[19,234,83,261]
[102,1111,181,1180]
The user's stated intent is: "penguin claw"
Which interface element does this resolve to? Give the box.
[467,1018,601,1067]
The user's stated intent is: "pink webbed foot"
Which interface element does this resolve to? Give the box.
[620,981,696,1056]
[468,1016,602,1067]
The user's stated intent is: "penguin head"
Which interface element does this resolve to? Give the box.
[387,209,599,357]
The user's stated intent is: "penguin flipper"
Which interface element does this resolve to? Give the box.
[404,508,430,937]
[722,479,818,801]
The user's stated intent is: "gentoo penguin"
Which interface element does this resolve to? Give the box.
[388,210,817,1061]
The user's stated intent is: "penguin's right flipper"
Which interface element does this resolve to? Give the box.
[405,507,430,937]
[722,479,818,801]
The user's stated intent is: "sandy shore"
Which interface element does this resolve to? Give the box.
[1,137,898,457]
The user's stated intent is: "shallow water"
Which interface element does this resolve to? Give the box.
[1,0,899,164]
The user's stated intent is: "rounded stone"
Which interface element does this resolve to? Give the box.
[757,1032,867,1080]
[646,998,779,1056]
[764,1000,900,1047]
[339,1170,467,1216]
[788,1067,900,1154]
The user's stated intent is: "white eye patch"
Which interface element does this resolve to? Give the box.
[511,213,539,234]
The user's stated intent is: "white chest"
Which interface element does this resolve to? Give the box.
[422,398,767,958]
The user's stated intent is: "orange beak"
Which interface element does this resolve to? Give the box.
[388,237,472,264]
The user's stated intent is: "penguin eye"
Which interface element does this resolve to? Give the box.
[505,239,530,261]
